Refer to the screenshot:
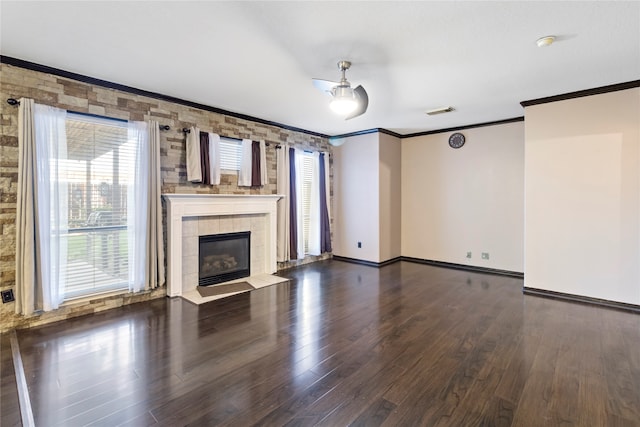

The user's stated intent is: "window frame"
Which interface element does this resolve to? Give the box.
[63,113,132,300]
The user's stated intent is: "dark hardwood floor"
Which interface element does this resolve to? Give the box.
[2,260,639,426]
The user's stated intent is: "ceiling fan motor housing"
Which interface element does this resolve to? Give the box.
[332,84,355,99]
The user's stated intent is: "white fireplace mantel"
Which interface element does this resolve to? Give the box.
[163,194,283,297]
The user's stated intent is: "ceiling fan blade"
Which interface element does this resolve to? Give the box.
[345,85,369,120]
[312,78,338,94]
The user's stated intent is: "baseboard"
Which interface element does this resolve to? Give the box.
[331,255,524,279]
[523,287,640,314]
[400,257,524,279]
[332,255,401,268]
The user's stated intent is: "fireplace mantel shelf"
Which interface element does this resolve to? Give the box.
[163,194,283,216]
[163,194,283,200]
[163,194,283,297]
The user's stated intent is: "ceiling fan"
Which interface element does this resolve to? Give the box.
[313,60,369,120]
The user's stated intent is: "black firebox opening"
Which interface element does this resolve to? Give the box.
[199,231,250,286]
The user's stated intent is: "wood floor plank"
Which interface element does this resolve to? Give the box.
[348,397,397,427]
[509,342,560,426]
[4,260,638,426]
[293,361,406,425]
[247,352,380,426]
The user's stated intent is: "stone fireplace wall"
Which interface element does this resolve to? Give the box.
[0,62,332,331]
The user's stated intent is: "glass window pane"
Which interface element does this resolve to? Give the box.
[64,114,130,299]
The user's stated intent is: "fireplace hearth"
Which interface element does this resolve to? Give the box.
[199,231,250,286]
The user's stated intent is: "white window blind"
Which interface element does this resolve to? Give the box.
[302,152,314,254]
[64,114,132,299]
[219,137,242,171]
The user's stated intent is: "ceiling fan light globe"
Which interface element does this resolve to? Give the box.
[330,98,358,115]
[329,85,357,114]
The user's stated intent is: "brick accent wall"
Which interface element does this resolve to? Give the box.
[0,63,332,332]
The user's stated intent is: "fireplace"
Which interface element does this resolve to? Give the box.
[163,194,281,297]
[199,231,251,286]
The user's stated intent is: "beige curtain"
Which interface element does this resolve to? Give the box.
[15,99,67,314]
[276,145,290,262]
[208,133,221,185]
[238,138,253,186]
[146,120,165,290]
[15,98,37,314]
[186,126,202,182]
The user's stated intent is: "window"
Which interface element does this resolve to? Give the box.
[295,150,330,258]
[301,152,314,254]
[64,113,134,299]
[219,137,242,171]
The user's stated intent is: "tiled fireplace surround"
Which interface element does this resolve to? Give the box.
[163,194,282,297]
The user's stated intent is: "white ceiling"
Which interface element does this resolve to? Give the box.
[2,1,639,136]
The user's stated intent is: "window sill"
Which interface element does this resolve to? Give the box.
[62,288,129,306]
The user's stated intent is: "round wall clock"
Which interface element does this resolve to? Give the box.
[448,132,465,149]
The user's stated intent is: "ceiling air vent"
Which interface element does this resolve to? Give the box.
[426,106,455,116]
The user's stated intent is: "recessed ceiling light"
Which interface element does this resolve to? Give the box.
[536,36,555,47]
[426,106,455,116]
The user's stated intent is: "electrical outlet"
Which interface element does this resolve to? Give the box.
[466,252,472,259]
[357,242,362,248]
[1,289,15,303]
[482,252,490,260]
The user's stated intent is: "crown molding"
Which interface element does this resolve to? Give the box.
[399,117,525,138]
[520,80,640,107]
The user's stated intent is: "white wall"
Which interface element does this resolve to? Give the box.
[332,133,381,262]
[524,88,640,304]
[401,122,525,272]
[379,133,402,261]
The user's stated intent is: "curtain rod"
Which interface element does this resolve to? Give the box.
[6,98,171,130]
[182,127,281,149]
